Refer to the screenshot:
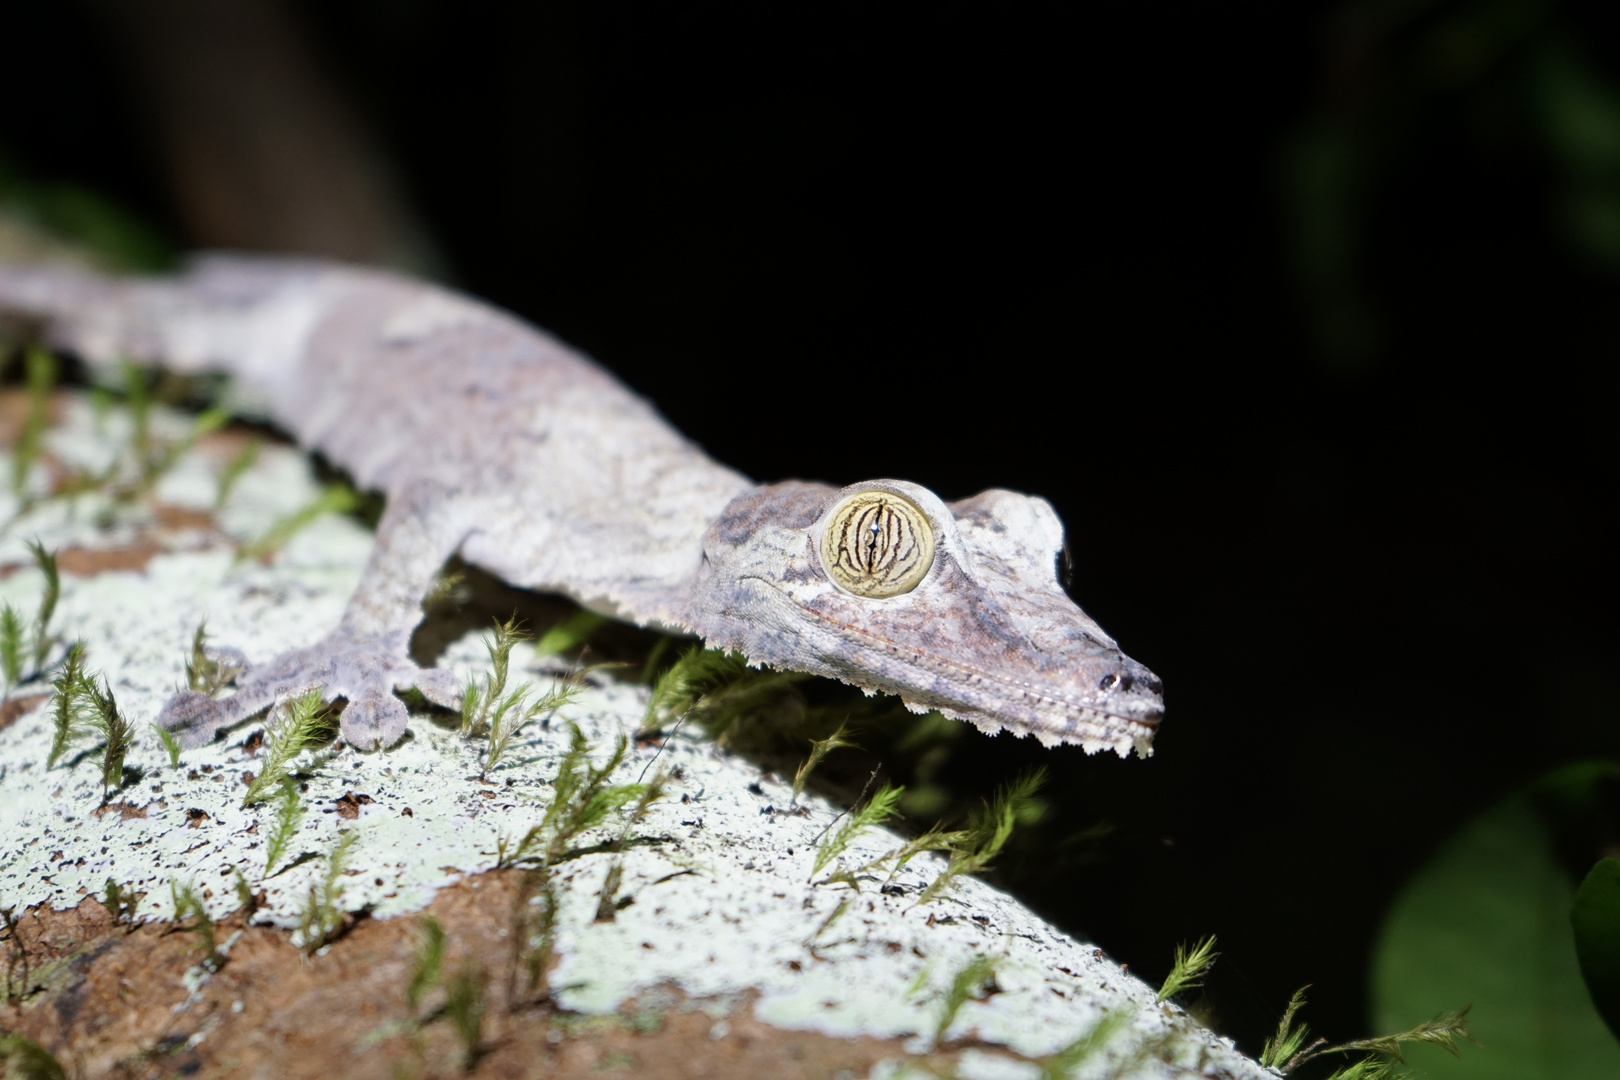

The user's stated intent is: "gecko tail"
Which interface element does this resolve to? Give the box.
[0,253,337,385]
[0,261,128,363]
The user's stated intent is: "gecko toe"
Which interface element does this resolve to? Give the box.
[159,682,285,748]
[398,666,464,711]
[341,691,410,751]
[156,691,226,749]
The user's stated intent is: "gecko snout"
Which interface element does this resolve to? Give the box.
[1098,670,1162,695]
[1094,660,1164,720]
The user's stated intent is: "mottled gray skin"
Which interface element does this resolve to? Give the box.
[0,256,1163,755]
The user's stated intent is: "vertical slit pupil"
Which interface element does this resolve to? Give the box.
[824,491,935,597]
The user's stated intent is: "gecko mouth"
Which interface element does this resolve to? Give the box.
[738,575,1162,754]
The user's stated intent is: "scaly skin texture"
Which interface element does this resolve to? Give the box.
[0,255,1163,755]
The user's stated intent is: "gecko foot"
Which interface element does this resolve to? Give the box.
[156,635,465,751]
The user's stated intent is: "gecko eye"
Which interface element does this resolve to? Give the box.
[820,489,936,598]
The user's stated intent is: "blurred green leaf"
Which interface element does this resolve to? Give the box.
[1531,39,1620,266]
[1572,858,1620,1040]
[1371,761,1620,1078]
[0,145,174,271]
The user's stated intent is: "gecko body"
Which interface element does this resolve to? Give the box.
[0,256,1163,756]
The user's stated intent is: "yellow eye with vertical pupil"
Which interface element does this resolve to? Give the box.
[821,490,936,598]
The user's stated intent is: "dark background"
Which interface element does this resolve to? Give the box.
[3,0,1617,1058]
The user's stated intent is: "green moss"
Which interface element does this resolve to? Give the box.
[1157,935,1218,1004]
[241,687,330,806]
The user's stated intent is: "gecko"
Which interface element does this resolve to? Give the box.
[0,255,1163,757]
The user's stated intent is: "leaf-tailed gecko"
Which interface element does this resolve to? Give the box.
[0,255,1163,756]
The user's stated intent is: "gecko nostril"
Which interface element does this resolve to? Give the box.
[1098,673,1119,691]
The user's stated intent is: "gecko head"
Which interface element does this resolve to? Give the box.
[686,478,1163,757]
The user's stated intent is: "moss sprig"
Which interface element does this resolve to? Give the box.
[296,829,358,954]
[238,482,359,563]
[149,723,183,768]
[592,770,670,922]
[1036,1011,1129,1080]
[445,960,488,1069]
[103,878,140,926]
[170,878,222,971]
[793,718,857,801]
[934,953,999,1043]
[407,916,447,1016]
[78,673,135,797]
[912,768,1046,905]
[460,615,527,736]
[8,346,56,506]
[184,620,243,696]
[213,436,260,510]
[0,1032,68,1080]
[241,687,328,806]
[25,539,57,670]
[0,605,24,693]
[533,609,607,659]
[497,722,647,868]
[1,905,27,1005]
[812,779,905,880]
[1260,984,1474,1076]
[263,776,305,877]
[641,645,805,742]
[1157,935,1219,1003]
[2,541,62,693]
[481,676,579,777]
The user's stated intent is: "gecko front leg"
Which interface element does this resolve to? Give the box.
[158,480,479,749]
